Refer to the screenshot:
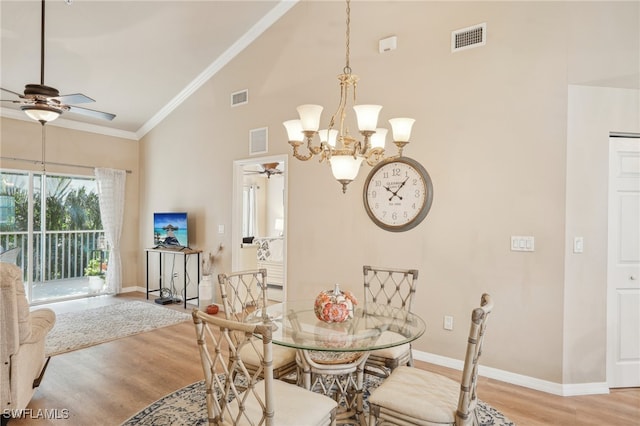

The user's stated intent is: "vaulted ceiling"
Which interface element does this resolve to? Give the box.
[0,0,295,140]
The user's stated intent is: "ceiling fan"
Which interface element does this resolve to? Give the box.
[244,162,284,179]
[0,0,115,125]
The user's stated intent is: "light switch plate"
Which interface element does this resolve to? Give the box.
[511,236,535,252]
[573,237,584,253]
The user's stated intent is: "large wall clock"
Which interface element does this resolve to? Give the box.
[363,156,434,232]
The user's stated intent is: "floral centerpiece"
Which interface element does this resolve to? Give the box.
[314,284,358,323]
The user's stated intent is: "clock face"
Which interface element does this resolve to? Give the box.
[363,156,433,232]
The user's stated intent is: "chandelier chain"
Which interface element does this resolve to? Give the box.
[344,0,351,75]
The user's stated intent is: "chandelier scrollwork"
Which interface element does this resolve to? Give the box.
[283,0,415,193]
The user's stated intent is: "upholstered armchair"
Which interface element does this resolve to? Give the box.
[0,262,56,418]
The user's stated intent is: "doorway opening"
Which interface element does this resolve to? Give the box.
[231,155,287,302]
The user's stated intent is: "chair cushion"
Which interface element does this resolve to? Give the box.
[239,338,296,369]
[242,378,337,425]
[370,341,410,359]
[368,366,459,424]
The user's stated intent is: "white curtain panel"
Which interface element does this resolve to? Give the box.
[249,185,259,237]
[95,168,126,293]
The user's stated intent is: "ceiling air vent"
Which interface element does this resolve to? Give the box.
[249,127,268,155]
[451,23,486,52]
[231,89,248,107]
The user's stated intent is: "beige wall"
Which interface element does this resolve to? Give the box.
[2,1,637,387]
[137,1,639,384]
[0,117,140,288]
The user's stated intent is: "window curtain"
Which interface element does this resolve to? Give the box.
[242,184,260,238]
[249,184,259,237]
[94,168,126,293]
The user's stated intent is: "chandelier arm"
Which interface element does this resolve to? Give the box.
[364,148,386,167]
[288,141,314,161]
[360,131,374,154]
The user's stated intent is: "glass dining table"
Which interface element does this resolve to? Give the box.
[247,300,426,425]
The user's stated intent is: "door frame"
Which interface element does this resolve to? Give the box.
[606,132,640,387]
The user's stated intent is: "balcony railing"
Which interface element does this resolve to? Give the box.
[0,230,106,283]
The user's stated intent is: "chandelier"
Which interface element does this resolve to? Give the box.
[283,0,415,193]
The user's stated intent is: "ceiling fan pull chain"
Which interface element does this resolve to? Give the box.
[41,122,46,172]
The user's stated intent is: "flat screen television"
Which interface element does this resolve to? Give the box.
[153,212,189,248]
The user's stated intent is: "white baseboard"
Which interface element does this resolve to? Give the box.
[413,350,610,397]
[121,285,146,293]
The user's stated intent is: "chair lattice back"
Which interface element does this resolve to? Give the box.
[218,269,269,325]
[192,309,274,426]
[456,293,494,424]
[363,265,419,312]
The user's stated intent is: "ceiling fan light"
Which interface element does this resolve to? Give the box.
[21,105,61,123]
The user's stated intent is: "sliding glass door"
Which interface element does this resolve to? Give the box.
[0,170,106,303]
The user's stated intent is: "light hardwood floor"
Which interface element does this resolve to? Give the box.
[8,293,640,425]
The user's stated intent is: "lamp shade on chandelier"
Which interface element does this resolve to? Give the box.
[283,0,416,193]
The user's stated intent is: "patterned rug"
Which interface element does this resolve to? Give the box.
[45,301,192,356]
[121,375,515,425]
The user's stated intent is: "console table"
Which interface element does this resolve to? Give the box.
[145,247,202,309]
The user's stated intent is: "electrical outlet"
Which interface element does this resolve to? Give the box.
[444,315,454,331]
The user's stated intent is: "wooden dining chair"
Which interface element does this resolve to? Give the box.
[192,309,338,426]
[218,269,298,381]
[368,293,494,426]
[363,265,419,377]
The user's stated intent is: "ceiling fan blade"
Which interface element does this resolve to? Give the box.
[68,105,116,121]
[52,93,95,105]
[1,87,24,98]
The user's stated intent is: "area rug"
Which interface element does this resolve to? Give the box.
[45,301,192,356]
[121,374,515,425]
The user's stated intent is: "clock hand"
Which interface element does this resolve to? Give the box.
[389,176,409,201]
[388,177,409,201]
[396,176,410,192]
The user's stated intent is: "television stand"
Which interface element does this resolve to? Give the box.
[145,247,202,309]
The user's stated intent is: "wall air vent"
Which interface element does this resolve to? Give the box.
[451,23,486,52]
[231,89,248,107]
[249,127,268,155]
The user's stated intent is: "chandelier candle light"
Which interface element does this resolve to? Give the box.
[283,0,416,193]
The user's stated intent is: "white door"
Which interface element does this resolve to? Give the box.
[607,135,640,388]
